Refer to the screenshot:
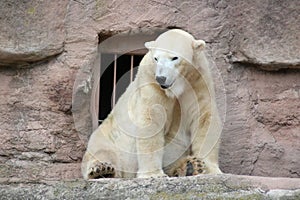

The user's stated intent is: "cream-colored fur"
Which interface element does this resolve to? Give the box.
[81,29,222,179]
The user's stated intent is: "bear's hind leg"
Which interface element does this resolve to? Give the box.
[171,156,206,177]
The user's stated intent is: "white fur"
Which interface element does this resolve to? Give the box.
[81,29,222,179]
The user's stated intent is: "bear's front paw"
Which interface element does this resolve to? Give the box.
[88,161,115,179]
[174,156,206,177]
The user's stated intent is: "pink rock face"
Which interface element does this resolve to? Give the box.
[0,0,299,181]
[0,1,68,66]
[219,67,300,177]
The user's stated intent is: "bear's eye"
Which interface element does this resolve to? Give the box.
[154,57,158,62]
[171,57,178,61]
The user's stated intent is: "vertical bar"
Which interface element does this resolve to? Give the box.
[113,54,117,107]
[130,55,134,82]
[95,53,101,127]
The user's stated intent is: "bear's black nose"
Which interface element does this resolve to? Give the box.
[155,76,166,85]
[155,76,171,89]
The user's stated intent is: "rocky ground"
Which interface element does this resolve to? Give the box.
[1,174,300,199]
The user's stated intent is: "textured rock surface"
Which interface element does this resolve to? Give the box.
[1,175,300,199]
[220,67,300,177]
[0,62,84,181]
[0,0,299,184]
[0,0,68,66]
[226,0,300,69]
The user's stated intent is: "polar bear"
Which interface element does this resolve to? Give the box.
[81,29,222,179]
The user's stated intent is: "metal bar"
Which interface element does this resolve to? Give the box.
[94,53,101,127]
[113,54,117,107]
[130,55,134,82]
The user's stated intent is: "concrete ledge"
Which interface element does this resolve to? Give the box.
[0,174,299,199]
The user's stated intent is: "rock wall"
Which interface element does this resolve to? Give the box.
[0,0,299,182]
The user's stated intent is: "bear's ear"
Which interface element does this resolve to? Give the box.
[193,40,206,51]
[145,41,155,49]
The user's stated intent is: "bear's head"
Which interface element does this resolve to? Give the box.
[145,29,205,95]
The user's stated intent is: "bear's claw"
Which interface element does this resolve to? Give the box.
[88,161,115,179]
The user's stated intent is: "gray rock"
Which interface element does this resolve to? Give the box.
[0,175,300,200]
